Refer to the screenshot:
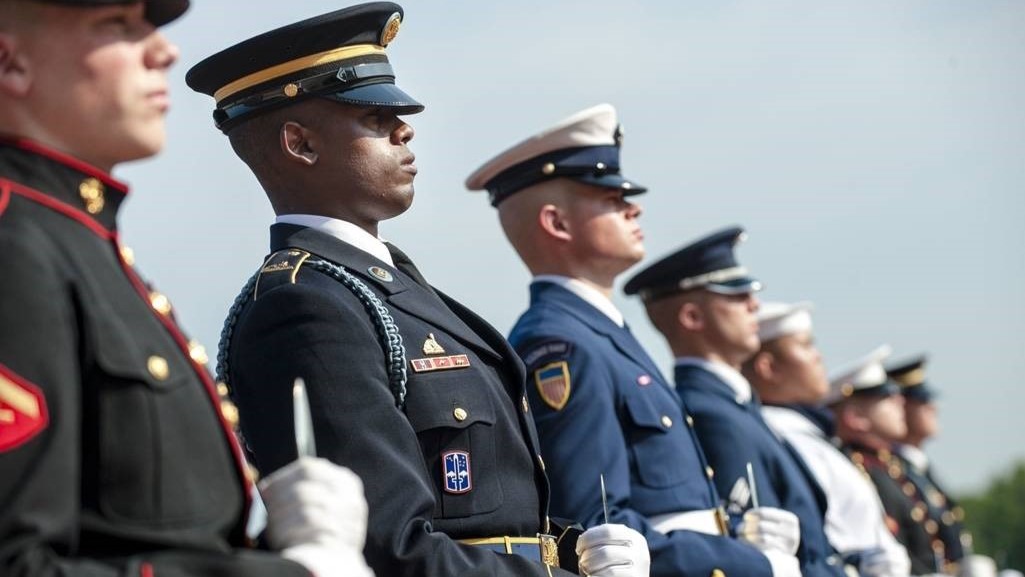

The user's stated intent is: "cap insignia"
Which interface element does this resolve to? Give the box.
[380,12,402,46]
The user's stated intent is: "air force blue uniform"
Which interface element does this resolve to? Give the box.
[675,363,845,577]
[510,281,773,577]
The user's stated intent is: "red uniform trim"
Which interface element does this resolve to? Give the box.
[113,232,254,519]
[139,562,154,577]
[0,363,50,452]
[8,180,114,239]
[0,135,129,194]
[0,181,10,217]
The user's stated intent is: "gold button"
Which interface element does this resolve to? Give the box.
[925,519,938,535]
[911,506,925,522]
[188,340,209,365]
[453,407,468,421]
[888,463,902,479]
[902,482,916,496]
[705,466,715,479]
[686,415,694,427]
[661,415,673,428]
[147,355,169,381]
[216,382,230,397]
[522,396,529,413]
[711,569,726,577]
[119,245,135,266]
[150,292,172,316]
[221,400,240,427]
[942,511,955,525]
[79,178,105,214]
[541,162,556,175]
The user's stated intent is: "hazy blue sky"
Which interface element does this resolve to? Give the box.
[115,1,1024,492]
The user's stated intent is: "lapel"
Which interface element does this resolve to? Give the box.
[531,282,669,387]
[271,224,502,361]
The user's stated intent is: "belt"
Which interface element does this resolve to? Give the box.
[648,507,729,536]
[461,534,560,567]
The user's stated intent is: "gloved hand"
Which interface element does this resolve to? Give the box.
[259,457,374,577]
[575,524,650,577]
[761,550,801,577]
[736,507,801,556]
[859,546,911,577]
[960,555,998,577]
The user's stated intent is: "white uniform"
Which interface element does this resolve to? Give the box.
[762,406,910,576]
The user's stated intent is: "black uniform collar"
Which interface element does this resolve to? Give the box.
[0,136,129,233]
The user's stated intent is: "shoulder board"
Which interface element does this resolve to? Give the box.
[253,249,311,299]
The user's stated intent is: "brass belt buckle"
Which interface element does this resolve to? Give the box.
[714,506,730,536]
[538,533,559,567]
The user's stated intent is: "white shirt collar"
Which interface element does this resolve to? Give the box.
[897,444,930,473]
[761,405,826,438]
[533,275,624,327]
[675,356,752,403]
[276,214,393,267]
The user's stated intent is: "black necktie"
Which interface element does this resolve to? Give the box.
[385,242,433,292]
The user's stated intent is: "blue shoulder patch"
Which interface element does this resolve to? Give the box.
[521,340,573,368]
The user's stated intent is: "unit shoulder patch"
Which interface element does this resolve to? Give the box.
[253,249,311,299]
[534,361,571,411]
[0,364,49,452]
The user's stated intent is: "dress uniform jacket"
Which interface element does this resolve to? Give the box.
[0,138,307,576]
[896,447,967,568]
[675,363,846,577]
[762,405,909,567]
[508,282,774,577]
[226,224,571,577]
[843,444,938,575]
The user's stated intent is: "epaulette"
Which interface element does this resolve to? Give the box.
[253,249,311,299]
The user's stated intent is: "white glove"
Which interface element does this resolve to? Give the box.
[259,457,374,577]
[761,549,802,577]
[960,555,998,577]
[575,524,650,577]
[737,507,801,556]
[998,570,1024,577]
[858,546,911,577]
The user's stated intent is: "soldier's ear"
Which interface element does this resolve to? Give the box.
[279,120,318,166]
[753,350,776,382]
[0,33,32,97]
[679,300,704,332]
[538,204,571,241]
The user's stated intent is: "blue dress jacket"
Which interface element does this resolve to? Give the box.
[675,363,846,577]
[509,282,773,577]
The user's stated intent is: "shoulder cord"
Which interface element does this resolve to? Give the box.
[216,258,408,409]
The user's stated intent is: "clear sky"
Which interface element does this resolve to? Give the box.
[115,0,1025,493]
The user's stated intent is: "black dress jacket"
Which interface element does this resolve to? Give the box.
[226,223,574,577]
[0,138,308,576]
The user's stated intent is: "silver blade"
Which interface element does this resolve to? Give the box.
[293,378,317,458]
[600,473,609,524]
[746,462,760,509]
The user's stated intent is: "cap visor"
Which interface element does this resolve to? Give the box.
[325,83,424,115]
[705,277,762,295]
[145,0,189,26]
[573,173,647,195]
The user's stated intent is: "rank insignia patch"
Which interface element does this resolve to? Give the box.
[410,354,470,373]
[534,361,571,411]
[442,450,472,493]
[0,365,48,452]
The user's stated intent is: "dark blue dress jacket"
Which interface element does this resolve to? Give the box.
[675,363,846,577]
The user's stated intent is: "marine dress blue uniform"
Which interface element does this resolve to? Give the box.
[510,279,773,577]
